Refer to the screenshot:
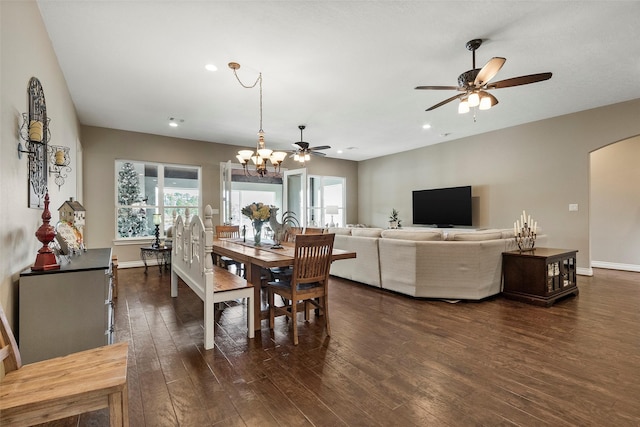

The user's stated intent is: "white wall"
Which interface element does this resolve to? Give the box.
[590,136,640,271]
[358,99,640,274]
[1,1,81,325]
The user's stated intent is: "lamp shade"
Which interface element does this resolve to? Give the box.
[468,91,480,107]
[458,99,470,114]
[271,151,287,163]
[238,150,254,160]
[326,205,339,215]
[153,213,162,225]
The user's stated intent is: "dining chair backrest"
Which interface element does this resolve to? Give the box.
[216,225,240,239]
[303,227,325,235]
[292,233,335,286]
[0,304,21,377]
[283,226,303,242]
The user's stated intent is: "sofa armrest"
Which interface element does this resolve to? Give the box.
[330,234,381,287]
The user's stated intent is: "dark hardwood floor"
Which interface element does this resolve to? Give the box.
[38,267,639,426]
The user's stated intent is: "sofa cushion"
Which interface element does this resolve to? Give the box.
[328,227,352,235]
[500,229,516,239]
[381,229,442,241]
[451,231,503,241]
[351,227,384,238]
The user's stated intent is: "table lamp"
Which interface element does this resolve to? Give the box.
[326,205,339,227]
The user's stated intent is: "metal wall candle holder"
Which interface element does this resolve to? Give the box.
[17,77,50,208]
[47,145,72,189]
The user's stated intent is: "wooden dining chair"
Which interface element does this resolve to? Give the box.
[215,225,244,276]
[267,233,335,345]
[303,227,325,235]
[270,227,324,281]
[282,226,303,243]
[0,304,129,426]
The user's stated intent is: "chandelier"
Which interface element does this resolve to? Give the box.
[229,62,287,177]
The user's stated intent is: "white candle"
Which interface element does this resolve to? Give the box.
[55,150,65,165]
[528,215,531,226]
[29,120,43,142]
[534,221,537,233]
[514,221,517,235]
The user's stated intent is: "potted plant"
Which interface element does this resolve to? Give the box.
[389,208,401,229]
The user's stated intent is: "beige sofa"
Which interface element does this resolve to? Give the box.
[329,227,545,300]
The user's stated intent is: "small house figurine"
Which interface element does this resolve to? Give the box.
[57,197,86,253]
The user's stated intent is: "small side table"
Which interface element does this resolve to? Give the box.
[502,248,579,306]
[140,246,172,274]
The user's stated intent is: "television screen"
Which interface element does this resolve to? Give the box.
[412,186,472,227]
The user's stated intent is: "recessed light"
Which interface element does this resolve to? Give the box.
[422,124,431,129]
[337,150,343,154]
[168,117,184,127]
[205,63,217,72]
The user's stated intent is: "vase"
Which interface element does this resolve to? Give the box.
[253,221,263,246]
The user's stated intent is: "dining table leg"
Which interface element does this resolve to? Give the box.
[246,262,263,331]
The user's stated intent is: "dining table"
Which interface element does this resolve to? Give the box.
[212,237,356,331]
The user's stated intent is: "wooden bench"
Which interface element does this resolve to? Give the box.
[0,304,129,426]
[171,206,254,350]
[212,265,255,311]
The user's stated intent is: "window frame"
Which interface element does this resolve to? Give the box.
[114,160,202,242]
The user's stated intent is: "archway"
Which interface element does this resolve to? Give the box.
[589,135,640,272]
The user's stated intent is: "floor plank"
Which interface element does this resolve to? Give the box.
[35,267,639,426]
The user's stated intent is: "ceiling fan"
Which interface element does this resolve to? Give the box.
[415,39,552,113]
[289,125,331,162]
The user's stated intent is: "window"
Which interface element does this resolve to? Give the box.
[115,160,201,239]
[308,175,345,227]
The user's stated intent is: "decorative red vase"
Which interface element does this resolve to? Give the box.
[32,192,60,271]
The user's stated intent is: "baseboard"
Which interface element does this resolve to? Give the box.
[591,261,640,273]
[577,267,593,277]
[118,260,149,269]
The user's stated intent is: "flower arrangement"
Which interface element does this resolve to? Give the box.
[241,202,271,222]
[241,202,271,245]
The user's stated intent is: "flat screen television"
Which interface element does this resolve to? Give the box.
[412,186,472,227]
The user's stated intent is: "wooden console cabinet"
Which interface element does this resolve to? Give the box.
[502,248,579,307]
[19,248,114,363]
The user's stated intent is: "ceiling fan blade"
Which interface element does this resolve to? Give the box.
[415,85,461,90]
[474,57,506,87]
[310,145,331,151]
[487,72,552,89]
[310,151,326,157]
[426,93,466,111]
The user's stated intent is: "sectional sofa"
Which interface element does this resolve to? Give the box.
[329,227,545,300]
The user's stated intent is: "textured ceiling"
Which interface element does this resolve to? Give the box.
[37,1,640,161]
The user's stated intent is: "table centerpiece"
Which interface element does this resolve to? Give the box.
[241,202,271,246]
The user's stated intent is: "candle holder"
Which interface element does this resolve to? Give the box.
[18,78,51,208]
[513,210,537,252]
[47,145,72,190]
[32,192,60,271]
[152,213,162,248]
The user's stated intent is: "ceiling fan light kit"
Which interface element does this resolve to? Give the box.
[289,125,330,164]
[416,38,552,117]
